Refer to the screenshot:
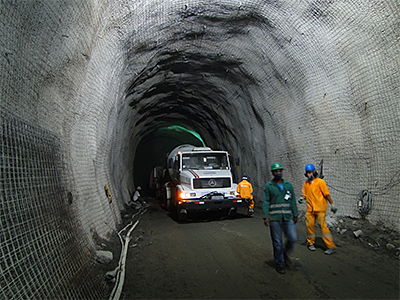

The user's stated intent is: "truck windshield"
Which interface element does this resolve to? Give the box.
[182,153,229,170]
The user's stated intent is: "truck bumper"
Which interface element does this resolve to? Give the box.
[176,198,249,213]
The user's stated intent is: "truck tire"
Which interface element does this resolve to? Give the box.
[228,207,237,218]
[178,211,187,222]
[166,198,171,211]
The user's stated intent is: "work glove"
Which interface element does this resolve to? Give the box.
[331,203,337,214]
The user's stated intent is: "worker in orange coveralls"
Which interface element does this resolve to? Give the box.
[237,175,254,217]
[301,164,337,255]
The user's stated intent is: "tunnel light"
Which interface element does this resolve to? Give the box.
[159,125,206,146]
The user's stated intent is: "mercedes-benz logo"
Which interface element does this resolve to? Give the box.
[208,179,217,187]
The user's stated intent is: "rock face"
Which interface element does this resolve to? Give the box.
[0,0,399,299]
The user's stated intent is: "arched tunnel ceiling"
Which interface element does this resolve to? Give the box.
[122,4,300,191]
[125,49,256,143]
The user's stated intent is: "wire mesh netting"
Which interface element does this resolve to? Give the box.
[0,107,107,299]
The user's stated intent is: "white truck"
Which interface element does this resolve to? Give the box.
[162,144,247,221]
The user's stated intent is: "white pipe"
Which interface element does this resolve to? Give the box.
[109,207,146,300]
[109,220,139,300]
[111,220,139,300]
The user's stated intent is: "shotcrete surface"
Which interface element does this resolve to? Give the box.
[96,198,399,299]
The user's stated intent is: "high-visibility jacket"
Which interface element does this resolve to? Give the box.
[236,180,253,199]
[263,179,298,221]
[302,178,330,213]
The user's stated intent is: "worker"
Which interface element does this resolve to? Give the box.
[132,186,148,209]
[301,163,336,255]
[236,175,254,217]
[263,162,298,274]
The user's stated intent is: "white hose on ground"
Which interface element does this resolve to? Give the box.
[110,220,139,300]
[109,207,147,300]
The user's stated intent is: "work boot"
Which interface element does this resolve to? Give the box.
[308,244,316,251]
[324,248,336,255]
[275,266,286,274]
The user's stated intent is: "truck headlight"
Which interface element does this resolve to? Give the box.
[180,192,196,198]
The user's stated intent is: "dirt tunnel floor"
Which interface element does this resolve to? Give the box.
[97,198,399,299]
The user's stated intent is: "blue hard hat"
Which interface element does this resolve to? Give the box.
[242,175,248,180]
[305,164,316,172]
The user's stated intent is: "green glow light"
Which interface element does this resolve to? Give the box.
[160,125,205,146]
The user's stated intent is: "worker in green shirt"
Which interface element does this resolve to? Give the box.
[263,162,299,274]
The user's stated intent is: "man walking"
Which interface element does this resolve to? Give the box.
[263,162,298,274]
[302,163,336,255]
[236,175,254,217]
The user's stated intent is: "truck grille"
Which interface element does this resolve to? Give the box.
[193,178,231,189]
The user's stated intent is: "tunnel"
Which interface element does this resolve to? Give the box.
[1,0,399,298]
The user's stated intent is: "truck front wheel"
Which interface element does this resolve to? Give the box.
[166,198,171,211]
[228,207,237,218]
[177,207,188,222]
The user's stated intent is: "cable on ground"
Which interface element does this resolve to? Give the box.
[108,206,147,300]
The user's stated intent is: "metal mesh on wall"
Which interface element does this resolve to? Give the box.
[1,0,399,298]
[0,107,107,299]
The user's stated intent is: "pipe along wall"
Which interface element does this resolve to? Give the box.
[1,0,399,298]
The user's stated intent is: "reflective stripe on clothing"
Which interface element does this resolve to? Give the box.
[306,211,336,249]
[269,203,292,216]
[248,199,254,210]
[270,210,292,215]
[263,179,298,221]
[270,203,290,208]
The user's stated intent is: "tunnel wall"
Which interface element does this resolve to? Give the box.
[0,1,121,298]
[1,0,399,299]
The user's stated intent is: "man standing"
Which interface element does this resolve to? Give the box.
[302,163,336,255]
[236,175,254,217]
[263,162,298,274]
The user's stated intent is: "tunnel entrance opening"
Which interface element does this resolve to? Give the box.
[133,124,204,197]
